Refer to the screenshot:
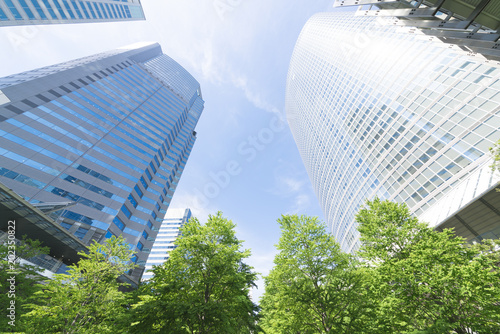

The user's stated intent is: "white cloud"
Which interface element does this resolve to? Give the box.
[287,193,311,214]
[282,177,304,193]
[232,74,281,115]
[268,162,315,214]
[152,3,282,118]
[269,166,307,196]
[191,46,282,116]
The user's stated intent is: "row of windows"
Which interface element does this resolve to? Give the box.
[73,163,130,191]
[152,240,175,245]
[36,103,100,140]
[0,127,74,165]
[59,209,108,229]
[149,247,176,254]
[128,215,153,231]
[0,0,136,22]
[60,173,125,202]
[47,185,118,215]
[0,146,60,176]
[5,115,88,159]
[0,166,46,189]
[36,102,143,182]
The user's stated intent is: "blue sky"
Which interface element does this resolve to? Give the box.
[0,0,337,299]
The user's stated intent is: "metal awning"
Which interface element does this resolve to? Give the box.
[0,182,139,288]
[0,182,87,265]
[436,185,500,242]
[426,0,500,31]
[335,0,500,30]
[334,0,500,62]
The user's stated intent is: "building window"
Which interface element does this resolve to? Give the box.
[4,0,23,20]
[120,205,132,219]
[113,217,125,231]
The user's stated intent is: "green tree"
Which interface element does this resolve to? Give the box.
[23,236,136,334]
[0,235,49,332]
[356,198,500,333]
[131,212,259,333]
[259,215,375,334]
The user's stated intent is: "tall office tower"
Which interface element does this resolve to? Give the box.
[142,208,191,281]
[0,42,204,282]
[285,2,500,253]
[0,0,145,26]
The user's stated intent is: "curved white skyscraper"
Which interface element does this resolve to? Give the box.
[286,10,500,252]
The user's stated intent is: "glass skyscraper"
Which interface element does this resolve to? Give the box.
[0,42,204,282]
[142,208,191,281]
[286,10,500,253]
[0,0,144,26]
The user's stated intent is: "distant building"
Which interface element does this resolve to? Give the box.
[142,208,191,282]
[0,42,204,283]
[0,0,145,26]
[286,1,500,252]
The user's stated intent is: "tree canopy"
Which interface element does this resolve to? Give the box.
[23,236,136,334]
[259,215,374,334]
[261,202,500,334]
[131,212,259,334]
[356,198,500,333]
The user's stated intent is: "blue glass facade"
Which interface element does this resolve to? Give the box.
[0,42,204,282]
[0,0,144,26]
[286,12,500,253]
